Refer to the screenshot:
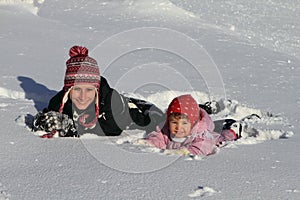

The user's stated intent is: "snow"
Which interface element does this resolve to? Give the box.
[0,0,299,199]
[188,186,218,198]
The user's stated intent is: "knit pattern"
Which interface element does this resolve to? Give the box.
[64,46,100,91]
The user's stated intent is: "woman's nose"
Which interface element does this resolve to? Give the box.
[79,90,86,100]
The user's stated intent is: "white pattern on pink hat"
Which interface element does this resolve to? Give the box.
[167,94,200,126]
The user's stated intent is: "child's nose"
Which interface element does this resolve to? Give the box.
[177,124,182,130]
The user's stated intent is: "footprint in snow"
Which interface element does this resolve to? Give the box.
[188,186,217,198]
[0,182,10,200]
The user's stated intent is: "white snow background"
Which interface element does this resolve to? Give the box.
[0,0,299,199]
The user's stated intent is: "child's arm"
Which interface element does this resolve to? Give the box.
[187,133,219,156]
[137,138,153,146]
[143,128,168,149]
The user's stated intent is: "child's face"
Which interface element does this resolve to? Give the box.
[70,84,96,110]
[168,116,192,138]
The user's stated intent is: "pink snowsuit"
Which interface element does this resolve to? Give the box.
[146,106,223,156]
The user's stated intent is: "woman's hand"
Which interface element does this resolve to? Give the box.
[33,110,75,137]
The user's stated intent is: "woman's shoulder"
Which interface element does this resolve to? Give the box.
[99,76,114,97]
[100,76,108,84]
[100,76,111,89]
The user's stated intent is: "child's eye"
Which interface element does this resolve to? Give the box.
[86,88,94,92]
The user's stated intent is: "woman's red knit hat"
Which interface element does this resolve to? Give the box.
[64,46,100,91]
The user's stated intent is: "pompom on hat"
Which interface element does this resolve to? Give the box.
[58,46,101,129]
[167,94,200,126]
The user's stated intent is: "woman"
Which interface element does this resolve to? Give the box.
[33,45,163,137]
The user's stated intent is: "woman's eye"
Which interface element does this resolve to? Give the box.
[73,87,81,91]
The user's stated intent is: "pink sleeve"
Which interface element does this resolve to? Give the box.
[199,108,215,132]
[187,132,221,155]
[145,126,169,149]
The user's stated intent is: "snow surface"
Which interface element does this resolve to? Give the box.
[0,0,299,199]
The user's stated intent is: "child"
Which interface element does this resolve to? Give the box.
[144,94,238,156]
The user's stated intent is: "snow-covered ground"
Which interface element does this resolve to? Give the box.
[0,0,299,199]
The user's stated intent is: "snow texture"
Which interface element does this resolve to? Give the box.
[0,0,299,199]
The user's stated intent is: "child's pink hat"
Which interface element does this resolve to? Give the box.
[167,94,200,126]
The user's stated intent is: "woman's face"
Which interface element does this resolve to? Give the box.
[70,84,97,110]
[168,116,192,138]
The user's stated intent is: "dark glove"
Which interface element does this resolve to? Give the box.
[33,110,76,137]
